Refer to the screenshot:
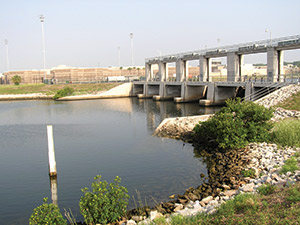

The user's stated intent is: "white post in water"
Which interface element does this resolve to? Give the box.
[47,125,57,177]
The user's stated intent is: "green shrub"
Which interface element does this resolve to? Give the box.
[79,175,129,225]
[279,157,299,174]
[271,119,300,147]
[193,98,274,150]
[241,168,256,178]
[11,75,22,85]
[29,197,67,225]
[53,86,74,100]
[257,184,277,195]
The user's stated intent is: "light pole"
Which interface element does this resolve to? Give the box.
[130,32,134,67]
[4,39,9,72]
[117,46,121,67]
[40,14,46,81]
[265,29,272,46]
[156,50,162,58]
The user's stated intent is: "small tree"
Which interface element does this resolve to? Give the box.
[11,75,21,85]
[29,197,67,225]
[137,67,140,76]
[53,86,74,100]
[79,175,129,225]
[193,98,274,150]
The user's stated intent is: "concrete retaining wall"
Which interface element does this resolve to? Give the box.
[58,83,134,101]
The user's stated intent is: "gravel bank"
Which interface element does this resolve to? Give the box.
[126,143,300,224]
[255,84,300,121]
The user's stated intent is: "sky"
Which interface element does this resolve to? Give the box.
[0,0,299,72]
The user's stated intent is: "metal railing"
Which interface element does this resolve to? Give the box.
[241,74,300,102]
[243,82,288,102]
[146,34,300,62]
[144,73,300,84]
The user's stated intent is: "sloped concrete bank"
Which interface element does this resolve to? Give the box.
[58,83,134,101]
[0,93,53,101]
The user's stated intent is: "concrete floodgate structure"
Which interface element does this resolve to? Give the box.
[132,34,300,106]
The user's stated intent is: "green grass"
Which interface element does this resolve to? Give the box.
[257,184,277,196]
[271,119,300,148]
[276,90,300,111]
[145,183,300,225]
[241,168,256,178]
[279,157,299,175]
[0,83,119,96]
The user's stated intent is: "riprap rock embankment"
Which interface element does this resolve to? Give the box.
[154,84,300,139]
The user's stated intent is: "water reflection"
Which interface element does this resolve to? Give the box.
[50,176,58,205]
[135,99,220,133]
[0,98,220,225]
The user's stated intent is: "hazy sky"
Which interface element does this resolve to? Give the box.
[0,0,299,72]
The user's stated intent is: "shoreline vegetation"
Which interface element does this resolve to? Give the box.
[7,83,300,224]
[0,83,120,100]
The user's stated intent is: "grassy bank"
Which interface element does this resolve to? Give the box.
[0,83,120,95]
[276,89,300,111]
[150,183,300,225]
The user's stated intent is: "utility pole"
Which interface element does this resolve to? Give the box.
[40,15,46,81]
[130,32,134,67]
[117,46,121,67]
[4,39,9,72]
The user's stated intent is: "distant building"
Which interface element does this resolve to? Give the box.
[1,63,298,85]
[2,65,146,84]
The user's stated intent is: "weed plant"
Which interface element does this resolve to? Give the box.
[29,197,67,225]
[241,168,256,178]
[287,187,300,202]
[79,175,129,225]
[271,119,300,147]
[132,190,149,216]
[257,184,277,195]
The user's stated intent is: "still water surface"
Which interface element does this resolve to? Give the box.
[0,98,219,224]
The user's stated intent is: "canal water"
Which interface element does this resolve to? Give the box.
[0,98,219,224]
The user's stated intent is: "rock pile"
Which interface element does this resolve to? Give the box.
[272,107,300,121]
[126,143,300,224]
[255,84,300,121]
[153,115,212,139]
[255,84,300,108]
